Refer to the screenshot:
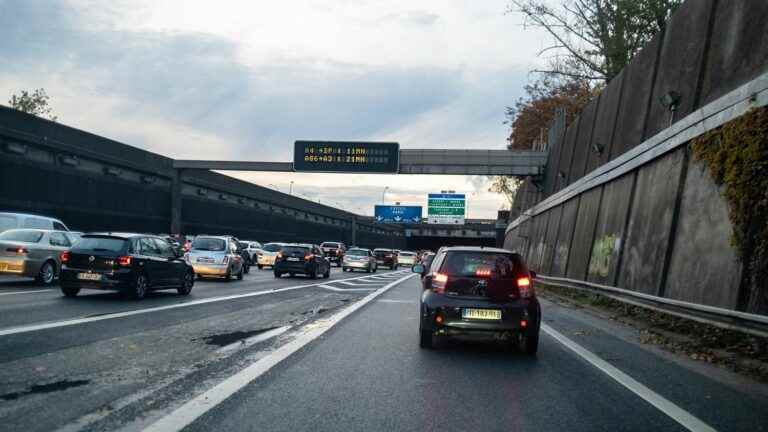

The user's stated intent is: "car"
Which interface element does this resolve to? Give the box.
[242,241,263,262]
[59,233,194,299]
[416,252,436,279]
[397,251,417,267]
[185,235,245,281]
[342,248,377,273]
[413,246,540,355]
[0,212,69,233]
[274,244,330,279]
[320,242,346,267]
[373,248,398,270]
[231,237,251,274]
[0,229,75,285]
[257,242,284,269]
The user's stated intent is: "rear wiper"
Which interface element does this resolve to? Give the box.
[91,248,111,252]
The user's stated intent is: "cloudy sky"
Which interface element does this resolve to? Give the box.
[0,0,547,218]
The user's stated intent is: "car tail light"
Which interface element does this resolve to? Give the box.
[222,255,229,265]
[520,319,528,328]
[517,276,534,298]
[60,251,70,263]
[431,273,448,294]
[117,256,132,267]
[475,268,491,277]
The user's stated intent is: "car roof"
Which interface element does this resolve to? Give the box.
[0,212,62,220]
[438,246,511,254]
[194,235,230,240]
[284,243,313,247]
[82,232,148,239]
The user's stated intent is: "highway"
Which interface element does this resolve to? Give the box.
[1,269,767,432]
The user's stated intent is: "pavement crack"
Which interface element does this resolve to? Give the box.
[194,327,280,347]
[0,379,91,401]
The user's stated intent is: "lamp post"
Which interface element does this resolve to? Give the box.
[289,181,294,195]
[382,186,389,204]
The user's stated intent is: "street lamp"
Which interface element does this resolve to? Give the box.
[289,181,294,195]
[382,186,389,204]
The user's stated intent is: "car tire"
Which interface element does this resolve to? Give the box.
[366,266,371,273]
[289,272,295,278]
[274,272,281,278]
[237,266,244,280]
[36,260,56,286]
[257,264,263,270]
[324,267,331,279]
[419,329,433,349]
[243,263,250,275]
[178,271,194,295]
[519,330,539,356]
[61,286,80,298]
[224,267,232,282]
[132,273,148,300]
[308,270,317,279]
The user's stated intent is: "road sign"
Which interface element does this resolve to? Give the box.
[427,193,465,224]
[374,205,422,224]
[293,141,399,173]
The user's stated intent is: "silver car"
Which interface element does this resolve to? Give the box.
[0,229,78,285]
[257,242,284,269]
[342,248,378,273]
[0,212,69,233]
[185,236,244,281]
[397,251,418,267]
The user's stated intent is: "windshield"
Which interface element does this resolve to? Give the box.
[0,215,17,233]
[346,249,369,256]
[262,243,282,252]
[282,246,310,255]
[75,236,127,252]
[439,252,516,278]
[192,237,226,251]
[0,229,43,243]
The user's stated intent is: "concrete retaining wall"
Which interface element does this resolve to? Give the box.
[505,0,768,314]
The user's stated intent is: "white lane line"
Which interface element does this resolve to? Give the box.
[318,284,377,293]
[338,280,382,287]
[0,289,55,297]
[215,326,292,355]
[0,273,391,338]
[541,324,717,432]
[144,273,416,432]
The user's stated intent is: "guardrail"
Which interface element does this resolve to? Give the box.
[535,275,768,338]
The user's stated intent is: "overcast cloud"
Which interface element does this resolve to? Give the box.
[0,0,547,218]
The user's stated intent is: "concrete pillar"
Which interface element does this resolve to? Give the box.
[170,169,183,235]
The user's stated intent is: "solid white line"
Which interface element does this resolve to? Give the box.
[144,273,416,432]
[215,326,292,355]
[317,284,376,292]
[0,289,55,297]
[0,273,393,338]
[338,280,382,286]
[541,324,717,432]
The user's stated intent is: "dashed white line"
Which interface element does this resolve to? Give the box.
[338,280,382,286]
[541,324,717,432]
[143,273,417,432]
[0,289,55,297]
[318,284,377,292]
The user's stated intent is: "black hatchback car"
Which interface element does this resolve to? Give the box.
[413,246,540,355]
[274,244,331,279]
[59,233,195,299]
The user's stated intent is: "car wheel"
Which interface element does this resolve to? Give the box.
[274,272,281,278]
[419,329,433,349]
[237,266,244,280]
[257,264,263,270]
[224,267,232,282]
[243,263,250,274]
[61,286,80,298]
[519,329,539,356]
[132,273,148,300]
[366,266,371,273]
[177,271,194,295]
[289,272,295,278]
[36,260,56,286]
[308,270,317,279]
[324,267,331,279]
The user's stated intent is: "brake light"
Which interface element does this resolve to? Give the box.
[60,251,70,263]
[304,254,314,261]
[518,277,534,298]
[117,256,132,267]
[475,268,491,277]
[431,273,448,294]
[223,255,229,264]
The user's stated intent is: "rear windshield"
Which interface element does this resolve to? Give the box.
[321,242,340,248]
[262,243,282,252]
[192,237,226,251]
[0,230,43,243]
[347,249,369,256]
[75,236,128,252]
[439,252,516,278]
[374,249,392,254]
[282,246,310,254]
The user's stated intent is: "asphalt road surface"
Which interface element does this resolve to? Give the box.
[0,269,767,432]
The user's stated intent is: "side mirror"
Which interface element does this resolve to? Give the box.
[412,264,425,274]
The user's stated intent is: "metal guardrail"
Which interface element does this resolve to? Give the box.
[535,275,768,338]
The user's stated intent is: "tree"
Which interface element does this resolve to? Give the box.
[508,0,682,83]
[8,88,58,121]
[489,176,523,209]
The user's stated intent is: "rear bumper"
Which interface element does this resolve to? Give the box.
[343,261,370,269]
[420,294,540,336]
[274,261,315,274]
[257,255,276,266]
[0,257,39,277]
[59,267,133,291]
[375,259,396,267]
[192,263,228,276]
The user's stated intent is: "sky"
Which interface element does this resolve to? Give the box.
[0,0,548,218]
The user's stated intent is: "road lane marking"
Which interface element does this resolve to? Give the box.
[377,299,414,304]
[318,284,377,292]
[0,289,55,297]
[215,326,292,355]
[144,273,416,432]
[0,273,399,338]
[338,280,382,286]
[541,324,717,432]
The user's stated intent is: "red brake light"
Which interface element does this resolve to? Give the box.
[518,277,534,298]
[117,256,132,267]
[517,277,530,287]
[305,254,314,261]
[60,251,70,263]
[431,273,448,294]
[434,273,448,283]
[475,268,491,277]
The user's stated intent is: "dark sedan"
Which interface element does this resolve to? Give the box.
[60,233,194,299]
[373,248,398,270]
[413,246,540,355]
[274,244,331,279]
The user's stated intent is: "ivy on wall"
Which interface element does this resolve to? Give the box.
[690,106,768,313]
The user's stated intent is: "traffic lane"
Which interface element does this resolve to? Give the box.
[0,270,403,363]
[0,266,358,330]
[539,296,768,432]
[0,280,375,432]
[187,278,685,432]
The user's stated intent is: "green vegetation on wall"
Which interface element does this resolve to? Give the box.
[691,106,768,313]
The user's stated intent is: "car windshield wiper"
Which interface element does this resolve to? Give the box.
[91,248,112,252]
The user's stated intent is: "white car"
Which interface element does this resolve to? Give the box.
[241,241,263,262]
[0,212,69,233]
[397,251,417,267]
[186,236,245,280]
[256,242,284,269]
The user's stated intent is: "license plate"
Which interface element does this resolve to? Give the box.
[462,308,501,320]
[287,257,300,262]
[197,258,214,263]
[77,272,102,281]
[376,260,384,264]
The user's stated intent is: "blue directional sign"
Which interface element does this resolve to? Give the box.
[374,205,422,224]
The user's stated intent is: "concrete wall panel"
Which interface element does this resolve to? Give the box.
[610,35,663,160]
[550,197,580,277]
[566,186,602,280]
[587,72,624,173]
[618,148,686,295]
[529,211,551,271]
[664,156,741,308]
[588,172,635,285]
[555,118,580,192]
[569,98,600,183]
[646,0,714,139]
[540,205,563,274]
[543,129,564,198]
[700,0,768,106]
